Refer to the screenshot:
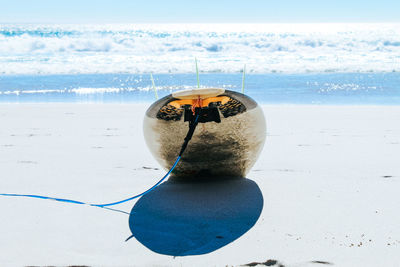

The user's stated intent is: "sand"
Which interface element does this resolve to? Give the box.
[0,103,399,266]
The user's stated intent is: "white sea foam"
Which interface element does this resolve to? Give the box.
[0,85,232,95]
[0,23,399,74]
[0,87,139,95]
[0,89,66,95]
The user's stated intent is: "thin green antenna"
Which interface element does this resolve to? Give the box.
[150,73,158,100]
[241,64,246,94]
[195,58,200,88]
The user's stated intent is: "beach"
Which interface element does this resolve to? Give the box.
[1,103,399,266]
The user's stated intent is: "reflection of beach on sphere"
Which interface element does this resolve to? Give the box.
[143,90,266,178]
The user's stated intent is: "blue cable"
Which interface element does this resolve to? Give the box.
[0,113,200,211]
[91,156,181,207]
[0,156,181,210]
[0,193,85,204]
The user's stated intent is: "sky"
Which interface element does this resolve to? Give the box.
[0,0,399,24]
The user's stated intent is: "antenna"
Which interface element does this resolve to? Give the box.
[195,58,200,88]
[150,73,158,100]
[241,64,246,94]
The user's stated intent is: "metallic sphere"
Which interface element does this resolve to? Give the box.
[143,88,266,178]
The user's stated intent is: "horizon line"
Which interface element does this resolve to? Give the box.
[2,21,400,25]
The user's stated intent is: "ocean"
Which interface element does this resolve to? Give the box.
[0,23,399,104]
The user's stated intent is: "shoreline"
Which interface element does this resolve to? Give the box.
[2,102,400,107]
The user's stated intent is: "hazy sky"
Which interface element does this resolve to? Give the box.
[1,0,399,23]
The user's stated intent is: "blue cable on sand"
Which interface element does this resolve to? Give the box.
[0,113,200,213]
[0,156,180,213]
[91,156,181,207]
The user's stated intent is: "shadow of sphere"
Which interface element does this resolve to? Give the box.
[129,177,263,256]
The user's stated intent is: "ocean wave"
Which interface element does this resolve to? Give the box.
[0,23,399,74]
[318,83,380,92]
[0,84,237,96]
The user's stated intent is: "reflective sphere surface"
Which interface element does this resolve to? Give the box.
[143,89,266,178]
